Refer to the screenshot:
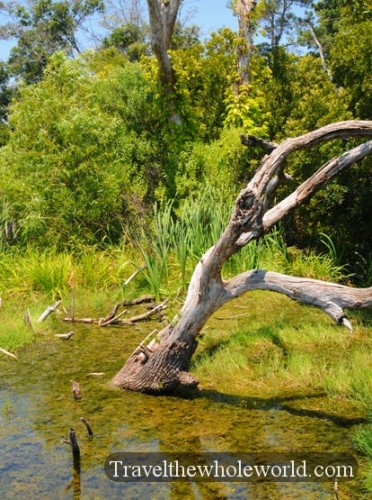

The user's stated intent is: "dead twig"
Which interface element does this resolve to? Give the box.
[37,299,62,323]
[0,347,18,360]
[99,309,128,327]
[124,299,168,324]
[80,417,94,437]
[214,313,250,320]
[62,299,167,326]
[63,317,95,324]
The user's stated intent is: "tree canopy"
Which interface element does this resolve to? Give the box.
[0,0,370,273]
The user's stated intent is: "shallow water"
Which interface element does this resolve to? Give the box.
[0,319,365,499]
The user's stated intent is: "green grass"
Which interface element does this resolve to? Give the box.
[353,425,372,494]
[190,291,371,493]
[0,299,42,354]
[192,292,371,400]
[0,194,371,492]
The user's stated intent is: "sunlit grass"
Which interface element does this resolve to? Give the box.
[193,292,372,405]
[0,299,38,354]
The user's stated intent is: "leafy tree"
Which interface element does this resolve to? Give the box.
[166,28,235,141]
[257,0,311,52]
[0,50,165,247]
[1,0,104,83]
[329,11,372,118]
[305,0,372,118]
[0,62,13,145]
[170,22,200,50]
[268,53,371,269]
[102,22,150,61]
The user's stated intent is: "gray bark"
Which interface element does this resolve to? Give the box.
[113,120,372,393]
[235,0,258,85]
[146,0,182,125]
[307,23,334,85]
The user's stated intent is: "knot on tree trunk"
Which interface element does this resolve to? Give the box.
[234,189,263,232]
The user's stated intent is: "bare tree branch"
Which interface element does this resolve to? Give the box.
[307,22,334,84]
[224,270,372,329]
[262,140,372,232]
[251,121,372,197]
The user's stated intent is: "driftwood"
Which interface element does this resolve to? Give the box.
[80,417,94,437]
[99,295,155,324]
[71,380,82,401]
[37,299,62,323]
[123,300,168,324]
[112,120,372,394]
[62,298,167,326]
[55,331,74,340]
[63,317,95,324]
[99,309,128,327]
[122,295,155,306]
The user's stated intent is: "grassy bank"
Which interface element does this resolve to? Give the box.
[0,195,371,493]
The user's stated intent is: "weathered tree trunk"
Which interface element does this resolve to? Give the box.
[235,0,258,86]
[113,121,372,393]
[146,0,182,126]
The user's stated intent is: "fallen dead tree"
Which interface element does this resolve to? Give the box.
[111,120,372,394]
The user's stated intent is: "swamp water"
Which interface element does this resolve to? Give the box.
[0,317,366,499]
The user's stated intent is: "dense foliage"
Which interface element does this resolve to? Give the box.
[0,0,371,278]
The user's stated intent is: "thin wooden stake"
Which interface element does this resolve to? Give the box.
[334,479,339,500]
[23,309,36,334]
[80,417,94,437]
[68,428,81,473]
[70,290,75,323]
